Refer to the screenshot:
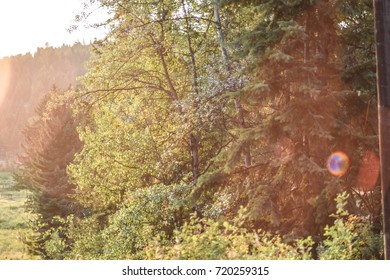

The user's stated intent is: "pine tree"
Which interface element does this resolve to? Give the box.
[195,0,380,238]
[14,88,83,258]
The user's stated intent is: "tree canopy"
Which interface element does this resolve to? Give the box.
[15,0,383,259]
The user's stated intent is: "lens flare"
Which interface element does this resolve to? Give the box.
[357,151,380,192]
[327,151,349,176]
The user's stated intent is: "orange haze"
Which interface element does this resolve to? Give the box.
[0,59,11,108]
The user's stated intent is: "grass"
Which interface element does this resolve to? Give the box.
[0,171,35,259]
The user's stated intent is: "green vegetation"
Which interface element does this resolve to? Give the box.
[7,0,384,259]
[0,172,32,259]
[13,89,83,258]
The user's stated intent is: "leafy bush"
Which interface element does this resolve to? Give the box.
[145,207,314,260]
[65,215,106,260]
[21,215,72,259]
[65,183,191,259]
[317,192,383,260]
[145,193,383,260]
[62,190,382,260]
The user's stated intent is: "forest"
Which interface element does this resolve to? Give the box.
[0,43,89,160]
[4,0,385,259]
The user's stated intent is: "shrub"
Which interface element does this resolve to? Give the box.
[317,192,383,260]
[145,207,314,260]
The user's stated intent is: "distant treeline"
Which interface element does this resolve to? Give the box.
[0,43,89,158]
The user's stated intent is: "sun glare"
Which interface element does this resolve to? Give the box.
[0,59,11,108]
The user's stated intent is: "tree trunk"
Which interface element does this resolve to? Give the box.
[373,0,390,260]
[189,133,200,185]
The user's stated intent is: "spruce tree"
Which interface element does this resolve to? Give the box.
[195,0,380,238]
[14,88,83,258]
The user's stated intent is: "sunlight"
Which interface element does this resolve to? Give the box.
[0,59,11,108]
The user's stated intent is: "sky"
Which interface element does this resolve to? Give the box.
[0,0,108,58]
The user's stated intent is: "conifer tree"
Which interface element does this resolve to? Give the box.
[195,0,380,238]
[14,88,83,258]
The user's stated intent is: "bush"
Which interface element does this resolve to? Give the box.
[65,215,106,260]
[62,190,383,260]
[65,183,191,259]
[145,207,314,260]
[317,192,383,260]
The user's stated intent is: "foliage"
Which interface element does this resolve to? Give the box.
[68,0,238,223]
[21,215,72,260]
[143,193,382,260]
[65,215,106,260]
[191,0,381,239]
[14,88,83,259]
[62,191,383,260]
[145,208,314,260]
[66,183,191,259]
[0,172,33,260]
[317,192,383,260]
[9,0,384,260]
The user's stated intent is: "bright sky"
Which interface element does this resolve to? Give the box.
[0,0,108,58]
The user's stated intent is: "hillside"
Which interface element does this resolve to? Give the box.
[0,43,89,164]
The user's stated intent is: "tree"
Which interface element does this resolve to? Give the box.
[62,0,382,258]
[194,0,381,239]
[68,0,234,212]
[373,0,390,259]
[0,43,89,159]
[14,87,83,258]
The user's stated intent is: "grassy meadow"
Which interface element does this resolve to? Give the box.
[0,172,33,259]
